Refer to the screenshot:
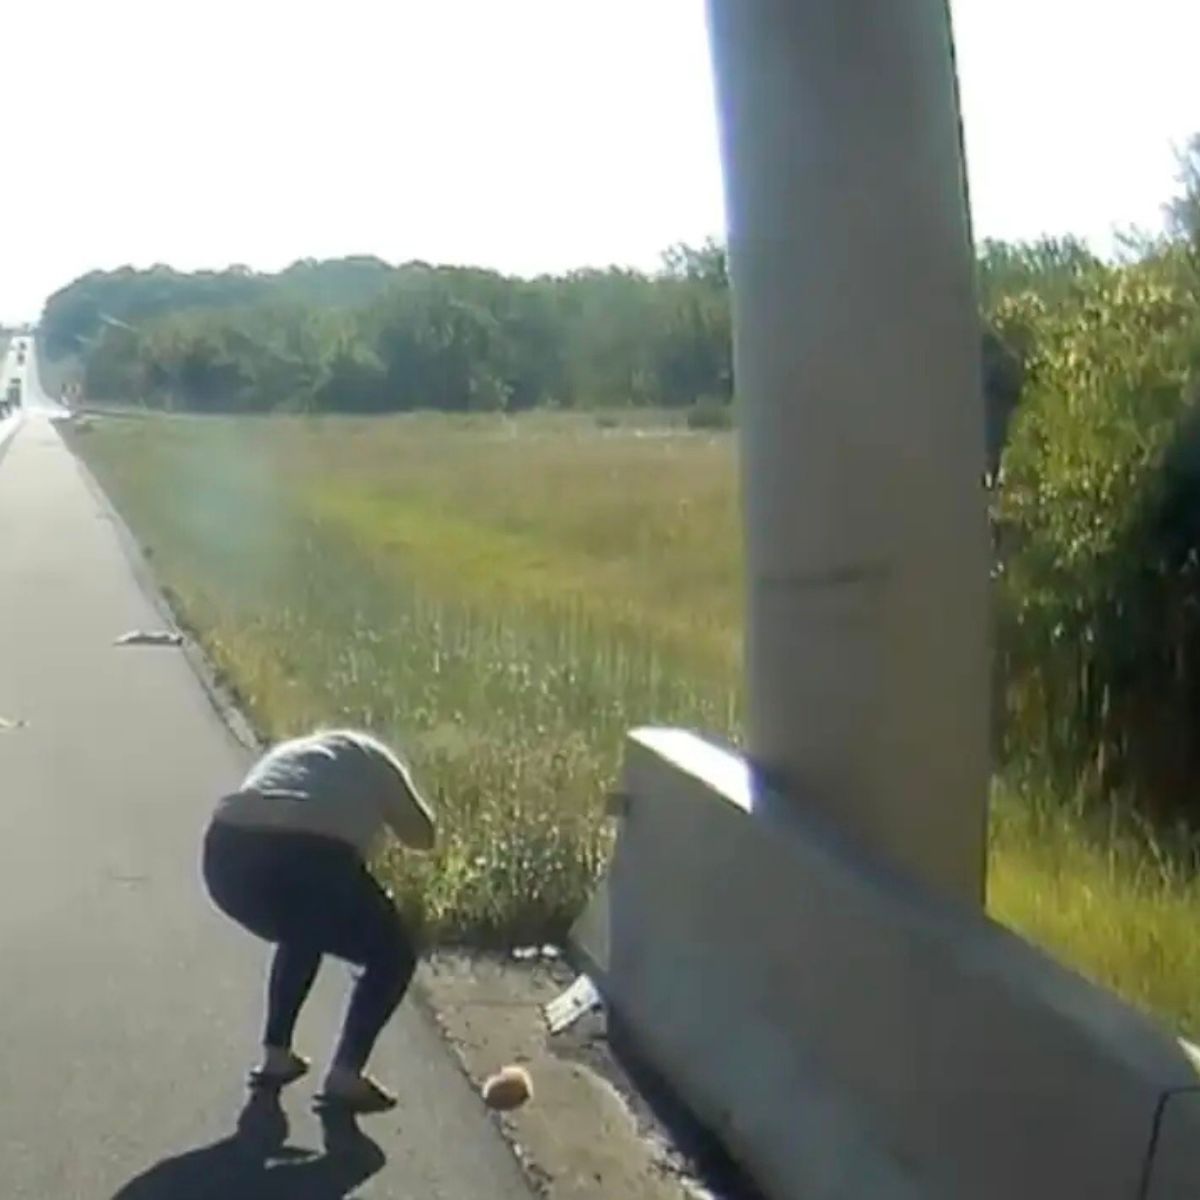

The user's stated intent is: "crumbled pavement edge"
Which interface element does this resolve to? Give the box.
[60,417,761,1200]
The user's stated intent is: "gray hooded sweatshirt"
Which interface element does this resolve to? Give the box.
[213,729,435,857]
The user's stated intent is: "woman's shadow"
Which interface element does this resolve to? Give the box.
[110,1088,386,1199]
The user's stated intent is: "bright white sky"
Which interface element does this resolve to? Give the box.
[0,0,1196,323]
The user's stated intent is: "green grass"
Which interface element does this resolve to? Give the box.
[71,410,1200,1038]
[989,781,1200,1034]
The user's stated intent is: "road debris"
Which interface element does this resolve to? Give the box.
[482,1064,534,1111]
[544,973,603,1035]
[511,944,562,963]
[114,629,184,647]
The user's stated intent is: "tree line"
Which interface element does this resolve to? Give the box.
[41,244,733,416]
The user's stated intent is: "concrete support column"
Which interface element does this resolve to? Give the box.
[707,1,990,904]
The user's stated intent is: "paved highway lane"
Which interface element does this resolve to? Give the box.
[19,334,64,412]
[0,366,533,1198]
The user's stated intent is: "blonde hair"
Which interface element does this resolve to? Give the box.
[313,727,432,819]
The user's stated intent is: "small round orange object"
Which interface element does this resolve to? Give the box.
[481,1065,533,1110]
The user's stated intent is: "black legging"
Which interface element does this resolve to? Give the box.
[203,822,415,1073]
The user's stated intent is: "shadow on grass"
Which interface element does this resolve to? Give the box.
[110,1089,385,1199]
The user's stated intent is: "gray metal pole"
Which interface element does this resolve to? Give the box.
[707,1,991,905]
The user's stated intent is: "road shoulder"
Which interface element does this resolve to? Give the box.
[60,413,751,1200]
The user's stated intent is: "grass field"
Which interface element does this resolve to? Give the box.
[71,409,1200,1038]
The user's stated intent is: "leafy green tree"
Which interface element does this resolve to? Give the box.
[994,256,1200,811]
[976,236,1101,311]
[660,238,728,289]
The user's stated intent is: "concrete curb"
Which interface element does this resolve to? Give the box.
[576,728,1200,1200]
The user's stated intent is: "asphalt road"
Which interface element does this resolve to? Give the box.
[0,347,534,1198]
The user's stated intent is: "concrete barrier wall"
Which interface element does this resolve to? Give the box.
[573,729,1200,1199]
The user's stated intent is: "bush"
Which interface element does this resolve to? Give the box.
[995,248,1200,820]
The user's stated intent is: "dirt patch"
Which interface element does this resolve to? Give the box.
[418,953,763,1200]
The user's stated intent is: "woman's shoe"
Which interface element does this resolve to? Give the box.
[248,1046,310,1090]
[315,1069,398,1114]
